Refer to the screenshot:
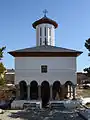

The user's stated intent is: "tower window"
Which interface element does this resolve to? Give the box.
[45,27,46,36]
[40,27,42,36]
[41,65,47,73]
[40,38,42,45]
[45,38,47,45]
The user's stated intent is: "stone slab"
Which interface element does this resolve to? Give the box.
[78,109,90,120]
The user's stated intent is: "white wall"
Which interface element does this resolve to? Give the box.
[15,57,77,85]
[36,24,55,46]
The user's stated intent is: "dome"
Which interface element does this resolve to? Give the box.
[32,16,58,29]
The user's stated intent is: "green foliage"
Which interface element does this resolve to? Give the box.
[85,38,90,56]
[0,46,6,59]
[83,67,90,77]
[84,38,90,76]
[0,62,6,85]
[0,46,6,85]
[0,77,6,86]
[0,62,6,74]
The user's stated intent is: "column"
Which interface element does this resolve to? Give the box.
[70,86,71,97]
[38,85,41,100]
[27,85,30,100]
[71,86,73,98]
[50,85,52,100]
[15,84,20,100]
[67,85,69,98]
[72,85,76,100]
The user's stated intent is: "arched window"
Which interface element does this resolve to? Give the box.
[19,81,27,100]
[52,81,61,100]
[45,27,46,36]
[45,38,47,45]
[40,27,42,36]
[41,81,50,107]
[30,81,38,100]
[64,81,73,98]
[40,38,42,45]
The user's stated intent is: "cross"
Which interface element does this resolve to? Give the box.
[43,9,48,17]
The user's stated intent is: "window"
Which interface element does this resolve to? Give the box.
[40,38,42,45]
[40,27,42,36]
[41,65,47,73]
[45,27,46,36]
[45,38,47,45]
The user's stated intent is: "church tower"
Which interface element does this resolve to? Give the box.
[32,10,58,46]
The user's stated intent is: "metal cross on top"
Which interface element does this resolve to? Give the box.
[43,9,48,17]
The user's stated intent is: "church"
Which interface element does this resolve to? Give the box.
[9,11,82,106]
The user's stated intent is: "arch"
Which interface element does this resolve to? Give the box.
[52,81,61,100]
[19,81,27,100]
[41,81,50,107]
[64,81,73,86]
[30,81,38,100]
[64,81,73,99]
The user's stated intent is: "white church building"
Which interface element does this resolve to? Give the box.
[9,12,82,106]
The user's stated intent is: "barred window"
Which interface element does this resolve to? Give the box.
[41,65,47,73]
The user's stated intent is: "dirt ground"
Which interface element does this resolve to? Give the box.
[76,87,90,98]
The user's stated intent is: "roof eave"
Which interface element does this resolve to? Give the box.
[8,51,83,57]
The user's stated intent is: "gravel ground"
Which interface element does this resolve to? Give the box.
[0,109,85,120]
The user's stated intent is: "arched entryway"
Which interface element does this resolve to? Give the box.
[64,81,73,99]
[30,81,38,100]
[19,81,27,100]
[41,81,50,107]
[52,81,61,100]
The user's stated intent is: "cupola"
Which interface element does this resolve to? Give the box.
[32,10,58,46]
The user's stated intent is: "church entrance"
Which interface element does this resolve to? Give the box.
[30,81,38,100]
[41,81,50,107]
[19,81,27,100]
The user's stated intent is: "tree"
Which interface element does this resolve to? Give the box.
[85,38,90,56]
[83,67,90,77]
[0,46,6,60]
[84,38,90,76]
[0,46,6,85]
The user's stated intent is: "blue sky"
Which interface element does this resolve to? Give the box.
[0,0,90,71]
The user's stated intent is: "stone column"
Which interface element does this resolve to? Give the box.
[27,85,30,100]
[72,85,76,99]
[15,84,20,100]
[60,85,64,100]
[70,86,71,97]
[50,85,52,100]
[67,85,70,98]
[63,85,67,99]
[38,85,41,100]
[71,86,73,98]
